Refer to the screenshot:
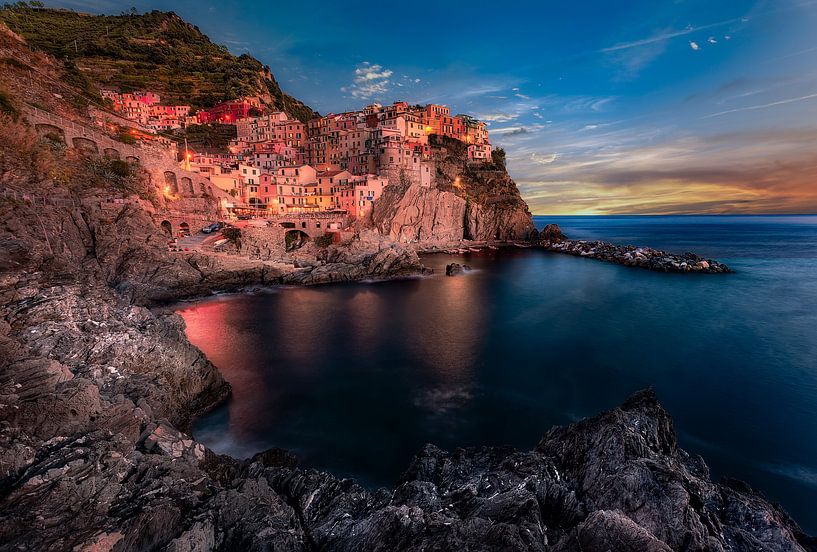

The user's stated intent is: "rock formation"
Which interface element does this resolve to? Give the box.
[445,262,471,276]
[372,136,534,244]
[536,225,731,273]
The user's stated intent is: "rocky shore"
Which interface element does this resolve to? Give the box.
[0,70,787,552]
[530,223,732,273]
[545,239,732,273]
[1,188,808,550]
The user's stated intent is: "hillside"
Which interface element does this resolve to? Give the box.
[0,5,315,121]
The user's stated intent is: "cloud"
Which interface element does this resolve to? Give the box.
[342,62,393,100]
[601,17,740,54]
[689,41,701,51]
[530,153,559,165]
[514,127,817,215]
[491,125,545,136]
[601,16,744,75]
[479,112,518,123]
[703,93,817,118]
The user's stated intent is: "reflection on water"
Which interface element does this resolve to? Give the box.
[184,215,817,533]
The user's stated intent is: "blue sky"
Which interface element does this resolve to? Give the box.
[55,0,817,213]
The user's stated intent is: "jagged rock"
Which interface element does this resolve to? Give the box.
[371,182,467,243]
[370,139,534,244]
[541,224,567,243]
[543,238,732,274]
[445,262,471,276]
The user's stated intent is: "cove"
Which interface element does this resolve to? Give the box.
[183,215,817,533]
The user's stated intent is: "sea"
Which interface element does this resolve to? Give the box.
[182,215,817,533]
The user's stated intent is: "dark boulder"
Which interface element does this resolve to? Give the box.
[541,224,567,243]
[446,262,472,276]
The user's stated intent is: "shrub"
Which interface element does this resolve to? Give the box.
[221,227,241,242]
[0,89,19,120]
[313,234,333,248]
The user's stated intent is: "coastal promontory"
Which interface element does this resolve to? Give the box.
[0,7,795,551]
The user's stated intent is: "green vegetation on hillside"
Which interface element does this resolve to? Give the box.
[179,123,237,151]
[0,3,315,121]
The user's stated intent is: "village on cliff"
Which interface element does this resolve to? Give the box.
[100,90,493,227]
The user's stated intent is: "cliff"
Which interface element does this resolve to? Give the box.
[371,136,535,244]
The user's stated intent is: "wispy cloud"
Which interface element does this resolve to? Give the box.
[513,127,817,214]
[601,17,741,54]
[703,93,817,118]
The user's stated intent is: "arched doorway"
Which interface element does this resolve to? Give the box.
[160,220,173,236]
[103,148,120,160]
[181,177,193,195]
[179,222,190,237]
[34,123,65,144]
[164,172,179,194]
[284,229,309,251]
[72,137,98,154]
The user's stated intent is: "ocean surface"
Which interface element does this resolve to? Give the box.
[183,215,817,533]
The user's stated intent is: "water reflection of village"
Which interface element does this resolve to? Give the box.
[182,260,491,467]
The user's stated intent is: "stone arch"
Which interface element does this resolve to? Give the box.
[179,222,190,236]
[164,171,179,194]
[181,177,193,195]
[103,147,121,160]
[34,123,65,143]
[160,220,173,236]
[125,155,140,165]
[72,137,99,154]
[199,182,206,195]
[284,229,310,251]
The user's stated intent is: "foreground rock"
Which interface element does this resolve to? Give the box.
[259,390,814,551]
[537,225,731,273]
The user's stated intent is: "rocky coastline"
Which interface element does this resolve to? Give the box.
[415,223,732,275]
[0,37,791,550]
[1,190,805,550]
[543,239,732,273]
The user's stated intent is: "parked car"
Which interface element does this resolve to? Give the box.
[201,222,220,234]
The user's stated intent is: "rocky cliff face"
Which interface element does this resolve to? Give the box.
[371,137,534,244]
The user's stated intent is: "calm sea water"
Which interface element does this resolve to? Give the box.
[184,215,817,533]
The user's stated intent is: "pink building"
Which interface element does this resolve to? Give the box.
[334,174,389,218]
[197,97,262,124]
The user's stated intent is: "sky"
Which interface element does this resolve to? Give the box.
[52,0,817,214]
